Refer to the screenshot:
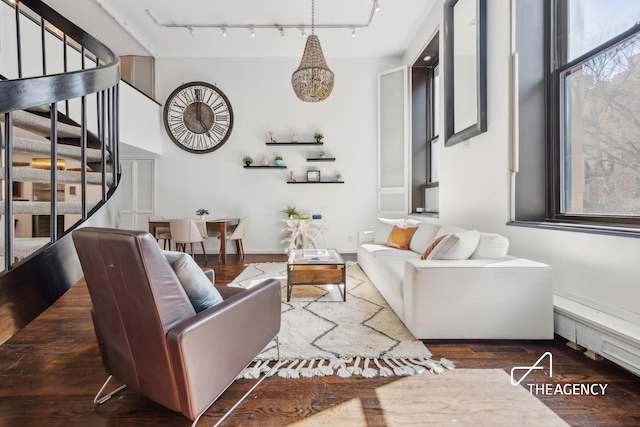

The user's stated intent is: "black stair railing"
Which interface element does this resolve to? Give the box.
[0,0,120,270]
[0,0,121,344]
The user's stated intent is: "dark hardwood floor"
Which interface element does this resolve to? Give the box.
[1,254,639,426]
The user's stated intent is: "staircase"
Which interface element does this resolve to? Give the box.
[0,0,121,344]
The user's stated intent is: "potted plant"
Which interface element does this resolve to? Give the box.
[314,132,324,143]
[196,208,209,220]
[275,156,284,166]
[243,156,253,166]
[319,150,326,158]
[335,172,342,181]
[281,205,299,219]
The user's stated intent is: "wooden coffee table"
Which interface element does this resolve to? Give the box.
[286,248,346,301]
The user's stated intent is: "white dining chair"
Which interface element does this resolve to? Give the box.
[149,215,172,250]
[169,218,208,265]
[217,217,247,261]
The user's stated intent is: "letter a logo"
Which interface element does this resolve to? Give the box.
[510,352,553,386]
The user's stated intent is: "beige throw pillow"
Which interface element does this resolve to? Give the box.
[373,217,420,245]
[421,235,447,260]
[386,225,418,250]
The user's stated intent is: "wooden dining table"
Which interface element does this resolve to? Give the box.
[148,218,240,264]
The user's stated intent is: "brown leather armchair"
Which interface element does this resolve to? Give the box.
[72,227,281,425]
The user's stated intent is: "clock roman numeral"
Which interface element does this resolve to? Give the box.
[212,123,228,138]
[212,101,228,112]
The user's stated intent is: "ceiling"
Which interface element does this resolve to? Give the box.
[42,0,437,59]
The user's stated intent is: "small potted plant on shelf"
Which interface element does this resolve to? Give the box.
[314,132,324,143]
[335,172,342,181]
[275,156,284,166]
[319,150,326,158]
[281,205,299,219]
[243,156,253,166]
[196,208,209,220]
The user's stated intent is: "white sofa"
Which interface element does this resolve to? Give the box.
[357,219,554,340]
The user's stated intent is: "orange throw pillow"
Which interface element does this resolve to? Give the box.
[421,235,447,260]
[386,225,418,250]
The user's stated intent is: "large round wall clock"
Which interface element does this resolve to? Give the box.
[163,81,234,153]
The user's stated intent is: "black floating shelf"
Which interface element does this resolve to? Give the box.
[244,165,286,169]
[287,180,345,184]
[266,141,324,146]
[307,157,336,162]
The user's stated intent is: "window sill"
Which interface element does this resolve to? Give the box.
[409,212,439,219]
[507,220,640,239]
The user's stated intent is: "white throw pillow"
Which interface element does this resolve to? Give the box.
[373,217,421,245]
[470,232,510,259]
[434,225,467,239]
[426,230,481,260]
[409,223,441,254]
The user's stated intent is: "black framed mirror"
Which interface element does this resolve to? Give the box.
[443,0,487,147]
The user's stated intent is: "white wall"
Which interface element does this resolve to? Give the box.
[154,56,399,254]
[403,1,640,325]
[119,82,164,155]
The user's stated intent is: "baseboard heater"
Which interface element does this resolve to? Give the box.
[554,295,640,377]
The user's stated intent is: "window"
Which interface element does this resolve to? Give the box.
[429,64,440,184]
[425,63,440,214]
[411,32,439,214]
[550,0,640,227]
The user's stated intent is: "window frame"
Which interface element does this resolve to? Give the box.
[426,61,440,186]
[547,1,640,229]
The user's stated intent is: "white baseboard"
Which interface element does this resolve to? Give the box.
[554,295,640,377]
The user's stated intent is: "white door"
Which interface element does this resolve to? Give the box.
[378,66,409,215]
[119,158,154,230]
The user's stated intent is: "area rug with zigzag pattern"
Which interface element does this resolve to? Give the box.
[230,262,455,379]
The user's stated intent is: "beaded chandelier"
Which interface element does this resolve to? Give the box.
[291,0,334,102]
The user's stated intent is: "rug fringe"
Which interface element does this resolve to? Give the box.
[239,356,455,379]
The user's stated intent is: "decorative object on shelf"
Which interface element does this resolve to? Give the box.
[307,170,321,182]
[319,150,325,158]
[261,157,269,166]
[312,214,323,219]
[275,156,284,166]
[291,0,334,103]
[195,208,209,220]
[243,156,253,166]
[292,133,299,142]
[281,205,299,220]
[314,132,324,143]
[163,81,233,154]
[269,131,277,142]
[335,172,342,181]
[297,214,310,219]
[289,171,296,182]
